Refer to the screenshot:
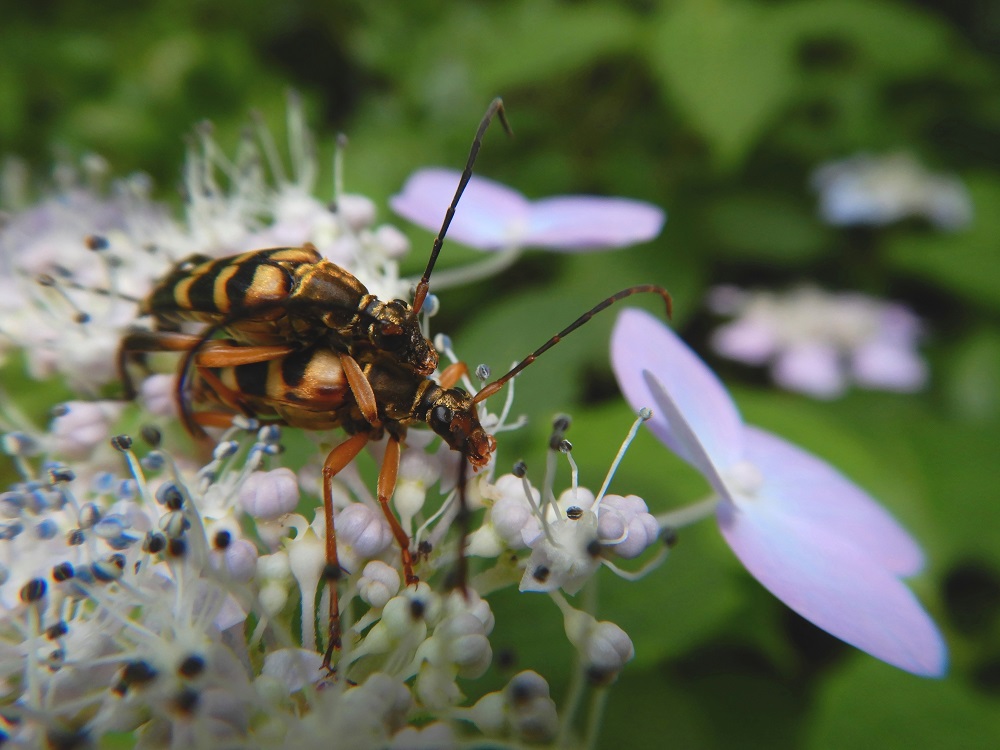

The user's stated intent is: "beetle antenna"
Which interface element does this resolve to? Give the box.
[410,97,513,316]
[473,285,673,404]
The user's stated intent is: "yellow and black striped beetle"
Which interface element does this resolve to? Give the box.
[119,98,672,668]
[182,284,671,667]
[119,98,513,397]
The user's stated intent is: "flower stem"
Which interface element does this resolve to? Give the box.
[655,495,719,529]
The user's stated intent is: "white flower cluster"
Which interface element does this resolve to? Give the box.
[0,101,658,747]
[0,399,656,746]
[0,103,410,394]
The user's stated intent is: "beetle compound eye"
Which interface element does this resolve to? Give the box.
[432,405,454,425]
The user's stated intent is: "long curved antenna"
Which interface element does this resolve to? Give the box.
[473,285,673,404]
[410,97,513,316]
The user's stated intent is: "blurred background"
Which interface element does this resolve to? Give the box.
[2,0,999,747]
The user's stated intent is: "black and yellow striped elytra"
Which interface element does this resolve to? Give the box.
[137,244,438,373]
[195,340,494,465]
[121,98,515,405]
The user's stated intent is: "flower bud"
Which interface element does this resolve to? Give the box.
[338,503,393,571]
[50,401,123,460]
[139,374,177,418]
[359,561,401,609]
[239,469,299,521]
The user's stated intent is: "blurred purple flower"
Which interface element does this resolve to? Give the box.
[611,308,947,677]
[707,285,928,399]
[811,152,972,231]
[390,168,665,251]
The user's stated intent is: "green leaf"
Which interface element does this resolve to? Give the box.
[942,328,1000,423]
[885,175,1000,310]
[774,0,951,77]
[706,193,829,262]
[807,659,1000,750]
[648,0,798,169]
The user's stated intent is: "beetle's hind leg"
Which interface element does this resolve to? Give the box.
[321,432,370,670]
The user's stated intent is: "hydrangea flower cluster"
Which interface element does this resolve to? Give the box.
[0,100,947,748]
[0,102,667,747]
[811,152,972,231]
[707,284,928,399]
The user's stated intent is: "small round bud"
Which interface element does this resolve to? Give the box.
[239,468,299,520]
[223,539,258,582]
[50,402,123,460]
[359,561,401,609]
[372,224,410,258]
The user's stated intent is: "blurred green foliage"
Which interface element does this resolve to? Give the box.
[3,0,1000,747]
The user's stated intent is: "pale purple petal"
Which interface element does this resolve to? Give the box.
[716,496,947,677]
[710,319,780,365]
[389,168,529,250]
[772,342,846,398]
[611,307,744,478]
[742,426,925,576]
[851,341,928,392]
[524,197,665,251]
[642,371,728,496]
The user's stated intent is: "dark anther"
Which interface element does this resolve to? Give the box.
[586,539,602,558]
[173,687,200,715]
[167,538,187,558]
[122,659,158,686]
[552,414,572,434]
[110,553,126,570]
[110,435,133,452]
[143,531,166,554]
[48,467,75,484]
[417,540,433,556]
[157,483,184,510]
[74,312,91,324]
[566,506,584,520]
[532,565,550,583]
[52,562,75,581]
[178,654,206,678]
[512,460,527,478]
[556,439,572,453]
[140,425,162,447]
[37,273,56,287]
[322,563,343,582]
[85,234,109,251]
[660,526,679,548]
[91,559,123,583]
[50,404,70,417]
[213,529,232,550]
[409,598,426,620]
[20,578,47,603]
[495,647,517,672]
[67,529,85,546]
[46,621,69,639]
[45,727,91,750]
[586,665,614,686]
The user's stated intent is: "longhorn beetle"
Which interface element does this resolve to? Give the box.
[119,99,672,666]
[118,98,513,396]
[181,283,671,667]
